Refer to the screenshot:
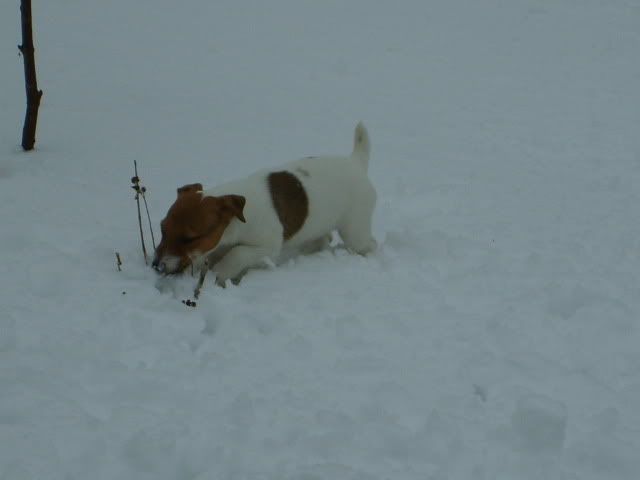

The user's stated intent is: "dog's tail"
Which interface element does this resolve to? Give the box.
[351,122,370,171]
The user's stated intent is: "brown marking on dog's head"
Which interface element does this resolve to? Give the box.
[152,183,246,274]
[268,171,308,240]
[176,183,203,196]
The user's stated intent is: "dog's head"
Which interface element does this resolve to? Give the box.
[152,183,246,274]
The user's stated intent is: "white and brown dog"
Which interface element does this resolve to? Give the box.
[152,122,377,286]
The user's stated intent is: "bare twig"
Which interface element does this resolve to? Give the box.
[181,262,209,307]
[131,160,148,264]
[141,190,156,250]
[193,260,209,299]
[115,252,122,271]
[131,160,156,251]
[19,0,43,151]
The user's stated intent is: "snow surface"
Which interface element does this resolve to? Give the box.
[1,0,640,478]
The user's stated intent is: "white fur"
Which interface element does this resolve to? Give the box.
[203,122,376,285]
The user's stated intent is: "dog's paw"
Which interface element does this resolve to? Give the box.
[349,237,377,256]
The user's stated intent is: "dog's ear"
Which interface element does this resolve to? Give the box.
[177,183,203,196]
[220,195,246,223]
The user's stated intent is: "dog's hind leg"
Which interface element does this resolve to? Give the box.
[299,234,332,255]
[338,180,377,255]
[339,221,377,255]
[338,208,376,255]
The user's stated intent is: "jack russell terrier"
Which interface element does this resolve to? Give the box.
[152,122,377,286]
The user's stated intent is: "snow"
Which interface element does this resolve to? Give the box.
[511,393,568,453]
[1,0,640,478]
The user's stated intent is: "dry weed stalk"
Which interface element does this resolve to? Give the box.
[131,160,156,264]
[193,260,209,300]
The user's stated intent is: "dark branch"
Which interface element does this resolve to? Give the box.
[19,0,43,151]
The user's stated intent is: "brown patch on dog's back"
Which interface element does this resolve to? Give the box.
[268,171,308,240]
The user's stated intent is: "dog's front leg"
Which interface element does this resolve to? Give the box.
[212,245,279,287]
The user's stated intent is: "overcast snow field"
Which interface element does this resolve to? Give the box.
[1,0,640,479]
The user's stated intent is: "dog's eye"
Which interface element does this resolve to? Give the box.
[180,236,197,244]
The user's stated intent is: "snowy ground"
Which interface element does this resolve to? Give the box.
[1,0,640,479]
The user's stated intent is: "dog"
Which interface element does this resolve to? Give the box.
[152,122,377,286]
